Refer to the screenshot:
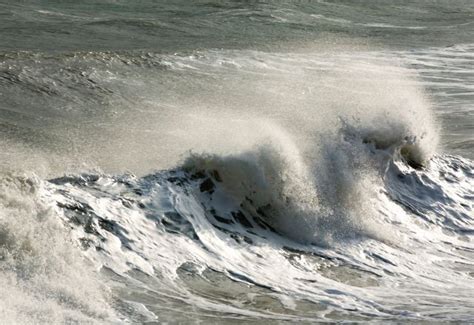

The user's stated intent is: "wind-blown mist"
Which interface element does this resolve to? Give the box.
[0,1,473,323]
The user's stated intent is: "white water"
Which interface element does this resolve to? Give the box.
[0,45,472,323]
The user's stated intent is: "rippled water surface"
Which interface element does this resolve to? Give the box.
[0,1,473,323]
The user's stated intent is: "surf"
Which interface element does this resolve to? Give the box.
[0,27,472,322]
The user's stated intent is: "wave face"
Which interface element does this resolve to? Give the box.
[0,0,473,323]
[38,149,473,322]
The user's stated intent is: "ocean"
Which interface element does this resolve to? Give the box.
[0,0,473,323]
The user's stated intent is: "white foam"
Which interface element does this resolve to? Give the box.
[0,174,116,323]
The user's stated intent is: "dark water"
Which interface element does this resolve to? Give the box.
[2,1,474,51]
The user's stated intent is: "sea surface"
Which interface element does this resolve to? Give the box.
[0,1,473,323]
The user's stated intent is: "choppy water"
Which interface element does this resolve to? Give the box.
[0,1,473,323]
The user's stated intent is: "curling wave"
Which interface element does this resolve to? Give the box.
[0,44,472,322]
[36,141,473,322]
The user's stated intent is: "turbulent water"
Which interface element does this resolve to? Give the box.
[0,1,473,323]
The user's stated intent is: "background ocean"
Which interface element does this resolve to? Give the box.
[0,0,473,323]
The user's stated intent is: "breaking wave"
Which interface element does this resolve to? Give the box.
[0,45,472,322]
